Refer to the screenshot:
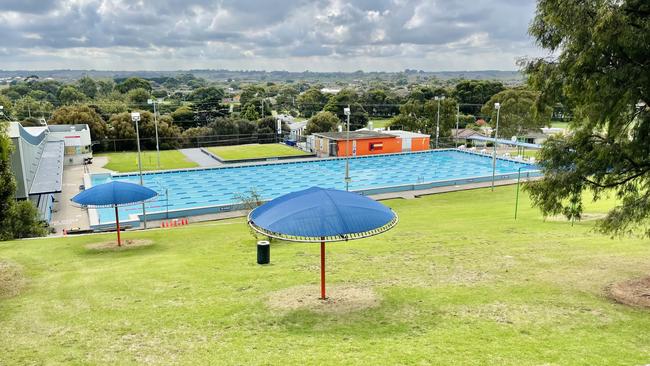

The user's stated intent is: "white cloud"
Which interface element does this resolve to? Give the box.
[0,0,544,71]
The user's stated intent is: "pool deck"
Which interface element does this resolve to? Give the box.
[55,174,541,237]
[179,148,223,167]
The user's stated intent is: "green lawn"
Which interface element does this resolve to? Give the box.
[369,118,393,129]
[207,143,310,160]
[97,150,199,172]
[1,186,649,365]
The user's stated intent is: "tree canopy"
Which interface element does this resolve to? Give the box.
[306,111,339,135]
[523,0,650,237]
[480,88,548,138]
[49,105,108,141]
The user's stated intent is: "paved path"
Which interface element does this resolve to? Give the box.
[180,148,222,167]
[49,164,90,234]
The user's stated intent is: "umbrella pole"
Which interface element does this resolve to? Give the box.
[115,205,121,247]
[320,237,326,299]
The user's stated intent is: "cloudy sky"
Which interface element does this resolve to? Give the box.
[0,0,544,72]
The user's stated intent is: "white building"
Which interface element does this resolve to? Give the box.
[47,124,93,165]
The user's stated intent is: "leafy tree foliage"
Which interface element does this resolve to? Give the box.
[49,105,109,141]
[190,86,224,106]
[0,95,14,118]
[523,0,650,237]
[453,80,505,114]
[480,88,548,138]
[240,103,260,121]
[297,87,327,117]
[306,111,339,135]
[13,97,53,121]
[127,88,151,105]
[116,77,152,93]
[77,76,98,98]
[170,106,194,125]
[239,85,266,106]
[58,86,86,105]
[323,89,368,130]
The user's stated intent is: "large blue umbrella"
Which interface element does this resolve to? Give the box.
[71,181,157,246]
[249,187,398,299]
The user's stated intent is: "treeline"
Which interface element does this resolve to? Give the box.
[0,74,566,151]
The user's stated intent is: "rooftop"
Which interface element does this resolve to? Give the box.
[313,130,395,141]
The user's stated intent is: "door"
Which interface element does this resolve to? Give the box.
[402,137,412,151]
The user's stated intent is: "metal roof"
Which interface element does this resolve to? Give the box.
[313,130,395,141]
[29,140,64,195]
[468,135,542,149]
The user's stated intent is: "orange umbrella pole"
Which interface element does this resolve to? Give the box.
[115,205,121,246]
[320,238,326,299]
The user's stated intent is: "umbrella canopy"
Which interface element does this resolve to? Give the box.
[248,187,398,299]
[249,187,398,242]
[72,181,157,208]
[71,181,157,246]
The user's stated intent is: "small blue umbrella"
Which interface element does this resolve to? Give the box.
[71,181,157,246]
[249,187,398,299]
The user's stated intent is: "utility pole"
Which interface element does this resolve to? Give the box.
[147,98,162,169]
[434,96,445,148]
[491,103,501,192]
[344,105,351,191]
[131,112,148,229]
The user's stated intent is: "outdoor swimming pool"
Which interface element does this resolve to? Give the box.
[88,149,539,226]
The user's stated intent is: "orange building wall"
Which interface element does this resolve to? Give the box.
[410,137,431,151]
[336,137,402,157]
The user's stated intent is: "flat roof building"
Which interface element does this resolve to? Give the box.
[311,130,430,157]
[6,122,92,224]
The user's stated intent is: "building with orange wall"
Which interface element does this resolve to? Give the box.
[312,130,430,157]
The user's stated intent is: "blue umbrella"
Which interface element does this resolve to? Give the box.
[249,187,398,299]
[71,181,157,246]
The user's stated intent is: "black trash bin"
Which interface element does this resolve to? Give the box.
[257,240,270,264]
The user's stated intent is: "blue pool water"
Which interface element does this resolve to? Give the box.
[90,149,537,225]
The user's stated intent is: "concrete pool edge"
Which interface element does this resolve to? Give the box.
[199,146,316,164]
[86,170,542,230]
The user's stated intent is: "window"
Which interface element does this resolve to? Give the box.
[369,142,383,151]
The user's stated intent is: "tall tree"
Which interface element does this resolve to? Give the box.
[480,88,548,138]
[49,105,109,141]
[58,86,86,105]
[77,76,98,99]
[523,0,650,237]
[297,87,327,117]
[305,111,339,135]
[453,80,505,114]
[323,89,368,131]
[116,77,152,93]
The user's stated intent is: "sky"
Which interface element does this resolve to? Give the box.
[0,0,544,72]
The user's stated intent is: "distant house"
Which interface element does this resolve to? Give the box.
[320,87,341,95]
[451,128,488,146]
[311,130,429,157]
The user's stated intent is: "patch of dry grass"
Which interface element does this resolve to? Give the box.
[609,276,650,308]
[85,239,154,251]
[0,260,25,299]
[267,285,380,314]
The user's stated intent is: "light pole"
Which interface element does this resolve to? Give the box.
[491,102,501,192]
[344,105,351,191]
[131,112,148,229]
[434,96,445,149]
[147,98,163,169]
[455,103,460,148]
